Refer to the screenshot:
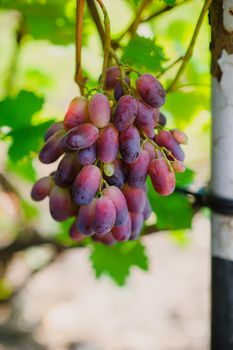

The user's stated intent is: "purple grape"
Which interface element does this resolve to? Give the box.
[105,66,120,90]
[143,196,152,220]
[55,152,81,187]
[64,96,89,130]
[158,112,167,126]
[149,158,175,196]
[103,186,129,226]
[69,221,86,242]
[136,74,165,108]
[97,124,119,163]
[76,199,96,236]
[171,129,188,145]
[78,144,97,165]
[143,141,156,160]
[122,184,146,213]
[104,159,127,188]
[63,123,99,150]
[39,129,65,164]
[127,150,150,188]
[92,232,116,246]
[114,76,130,101]
[112,216,131,242]
[49,186,73,221]
[31,176,54,201]
[45,122,64,141]
[93,196,116,235]
[155,130,185,161]
[114,95,137,131]
[172,160,185,173]
[130,212,144,240]
[119,125,140,164]
[73,165,101,205]
[88,93,111,128]
[135,100,156,138]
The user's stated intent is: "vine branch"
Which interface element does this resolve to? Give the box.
[75,0,86,93]
[167,0,212,92]
[86,0,105,47]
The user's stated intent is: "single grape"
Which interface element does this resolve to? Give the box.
[158,112,167,126]
[127,150,150,188]
[130,212,144,240]
[171,129,188,145]
[92,232,116,246]
[69,221,86,242]
[112,216,131,242]
[104,159,127,188]
[143,141,156,160]
[44,121,64,141]
[103,186,128,226]
[172,160,185,173]
[119,125,140,164]
[64,96,89,130]
[135,100,156,139]
[49,186,73,221]
[31,176,54,201]
[155,130,185,161]
[114,95,137,131]
[88,93,111,128]
[73,165,101,205]
[105,66,120,90]
[143,196,152,220]
[149,158,176,195]
[39,129,65,164]
[122,184,146,213]
[93,197,116,235]
[136,74,166,108]
[55,152,81,187]
[78,144,97,165]
[76,199,96,236]
[114,76,130,101]
[63,123,99,150]
[97,124,119,163]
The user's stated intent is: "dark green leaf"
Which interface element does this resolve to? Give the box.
[90,241,149,286]
[121,35,166,73]
[147,178,193,230]
[163,0,176,5]
[0,90,44,129]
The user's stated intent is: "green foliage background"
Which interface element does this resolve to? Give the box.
[0,0,210,287]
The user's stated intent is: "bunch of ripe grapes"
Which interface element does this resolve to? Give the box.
[31,68,187,245]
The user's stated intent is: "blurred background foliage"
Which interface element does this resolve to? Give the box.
[0,0,210,291]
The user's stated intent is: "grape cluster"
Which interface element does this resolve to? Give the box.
[31,68,187,245]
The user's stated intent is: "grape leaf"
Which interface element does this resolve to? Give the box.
[0,90,44,129]
[176,168,195,187]
[147,178,193,230]
[121,35,166,73]
[90,241,149,286]
[8,120,54,161]
[7,158,37,182]
[163,0,176,5]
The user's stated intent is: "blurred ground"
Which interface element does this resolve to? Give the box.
[0,213,210,350]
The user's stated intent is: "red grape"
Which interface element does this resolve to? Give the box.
[76,199,96,236]
[114,95,137,131]
[171,129,188,145]
[55,152,81,187]
[93,196,116,235]
[155,130,185,161]
[69,221,86,242]
[39,129,65,164]
[130,213,144,240]
[64,96,89,130]
[78,144,97,165]
[136,74,165,108]
[63,123,99,150]
[143,141,156,160]
[103,186,128,226]
[31,176,54,201]
[127,150,150,188]
[45,121,64,141]
[112,216,131,242]
[104,159,127,188]
[73,165,101,205]
[135,100,156,139]
[149,158,175,195]
[172,160,185,173]
[105,66,120,90]
[88,93,111,128]
[143,196,152,220]
[119,125,140,164]
[97,124,119,163]
[92,232,116,246]
[122,184,146,213]
[114,76,130,101]
[49,186,73,221]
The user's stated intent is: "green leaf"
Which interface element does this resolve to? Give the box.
[0,90,44,129]
[7,158,36,182]
[163,0,176,5]
[21,199,39,220]
[8,120,53,161]
[121,35,166,73]
[90,241,149,286]
[176,168,195,187]
[147,178,193,230]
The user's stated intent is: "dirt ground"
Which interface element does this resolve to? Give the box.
[0,213,210,350]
